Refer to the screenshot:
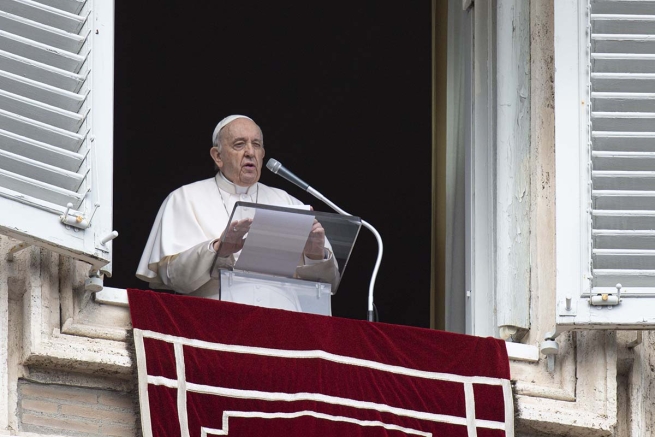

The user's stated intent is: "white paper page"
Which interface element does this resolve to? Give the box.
[234,205,314,277]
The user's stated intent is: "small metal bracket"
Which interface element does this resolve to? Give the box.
[6,242,31,261]
[558,294,578,316]
[96,231,119,252]
[541,325,569,374]
[101,231,118,245]
[84,270,104,292]
[540,338,559,373]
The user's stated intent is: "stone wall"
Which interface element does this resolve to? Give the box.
[0,235,137,436]
[18,381,136,436]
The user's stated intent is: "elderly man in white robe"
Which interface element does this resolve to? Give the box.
[136,115,338,311]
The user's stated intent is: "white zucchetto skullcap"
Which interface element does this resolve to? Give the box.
[212,114,253,146]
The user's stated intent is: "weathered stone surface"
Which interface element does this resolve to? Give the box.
[1,235,139,436]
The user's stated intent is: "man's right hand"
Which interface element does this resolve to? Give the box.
[303,219,326,260]
[214,218,252,257]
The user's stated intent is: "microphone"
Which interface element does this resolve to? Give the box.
[266,157,383,323]
[266,158,309,191]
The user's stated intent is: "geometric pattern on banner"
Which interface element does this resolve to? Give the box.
[128,289,514,437]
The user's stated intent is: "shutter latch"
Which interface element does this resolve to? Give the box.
[60,202,99,230]
[589,283,622,306]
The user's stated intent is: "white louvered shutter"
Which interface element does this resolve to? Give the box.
[556,0,655,329]
[0,0,114,272]
[591,1,655,291]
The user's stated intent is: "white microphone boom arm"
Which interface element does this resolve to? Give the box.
[306,186,382,322]
[266,158,383,322]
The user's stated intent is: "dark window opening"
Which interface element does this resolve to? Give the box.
[109,1,432,327]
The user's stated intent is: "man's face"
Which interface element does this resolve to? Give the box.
[212,118,265,187]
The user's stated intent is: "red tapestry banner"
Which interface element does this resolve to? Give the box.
[128,289,513,437]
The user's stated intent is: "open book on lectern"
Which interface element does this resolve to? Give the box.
[211,201,361,315]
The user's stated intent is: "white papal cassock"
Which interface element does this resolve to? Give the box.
[136,172,338,309]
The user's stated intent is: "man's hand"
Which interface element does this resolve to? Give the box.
[213,218,252,257]
[304,219,326,260]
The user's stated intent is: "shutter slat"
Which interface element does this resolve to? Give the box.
[0,0,86,34]
[593,230,655,250]
[594,270,655,287]
[593,170,655,190]
[593,209,655,230]
[0,167,83,207]
[594,250,655,270]
[593,57,655,74]
[592,2,655,16]
[0,128,83,171]
[0,87,85,131]
[592,150,655,170]
[0,107,84,151]
[31,0,85,15]
[592,111,655,131]
[594,190,655,209]
[593,132,655,151]
[592,72,655,92]
[0,147,84,190]
[592,92,655,112]
[0,29,86,73]
[592,14,655,34]
[594,35,655,54]
[0,69,85,111]
[0,48,85,92]
[0,10,85,53]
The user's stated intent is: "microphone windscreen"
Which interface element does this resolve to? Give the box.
[266,158,281,173]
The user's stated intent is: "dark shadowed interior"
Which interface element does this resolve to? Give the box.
[108,1,432,327]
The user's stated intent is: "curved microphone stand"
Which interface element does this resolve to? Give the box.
[306,187,382,322]
[266,158,383,322]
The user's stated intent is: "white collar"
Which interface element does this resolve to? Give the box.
[215,172,257,195]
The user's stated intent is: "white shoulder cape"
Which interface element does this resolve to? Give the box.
[136,174,301,286]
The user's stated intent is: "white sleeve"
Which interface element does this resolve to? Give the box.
[296,248,340,293]
[157,240,234,294]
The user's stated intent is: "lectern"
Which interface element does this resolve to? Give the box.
[211,201,361,316]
